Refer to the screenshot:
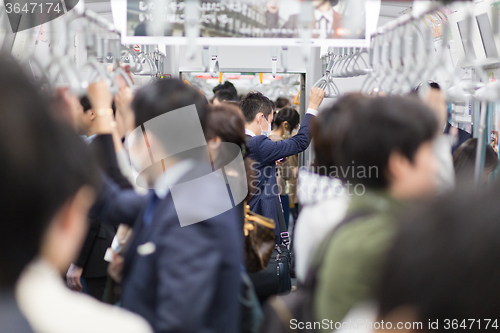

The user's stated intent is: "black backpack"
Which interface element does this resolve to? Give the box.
[258,212,372,333]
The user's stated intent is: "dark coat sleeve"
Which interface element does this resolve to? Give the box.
[89,134,133,190]
[75,135,135,269]
[75,217,100,268]
[89,174,147,228]
[251,113,314,165]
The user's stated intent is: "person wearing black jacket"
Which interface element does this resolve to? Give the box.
[67,98,136,300]
[88,79,243,333]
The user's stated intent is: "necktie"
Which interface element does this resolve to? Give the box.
[143,192,159,226]
[318,16,329,39]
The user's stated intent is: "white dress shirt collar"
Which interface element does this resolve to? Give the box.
[245,128,257,137]
[153,159,195,199]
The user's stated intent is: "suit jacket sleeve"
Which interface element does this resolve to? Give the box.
[75,135,135,269]
[89,174,147,227]
[75,218,100,268]
[89,134,134,190]
[254,113,314,164]
[155,223,222,333]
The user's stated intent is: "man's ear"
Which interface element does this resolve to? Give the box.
[387,151,411,182]
[89,109,96,121]
[256,112,263,122]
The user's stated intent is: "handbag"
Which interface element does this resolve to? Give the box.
[249,196,292,303]
[244,204,277,273]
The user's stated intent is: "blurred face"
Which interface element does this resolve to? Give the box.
[77,110,93,135]
[423,88,447,129]
[266,0,279,14]
[312,0,330,10]
[388,141,438,201]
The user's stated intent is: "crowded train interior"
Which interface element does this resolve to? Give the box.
[2,0,500,332]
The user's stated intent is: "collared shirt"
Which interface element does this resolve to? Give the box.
[81,134,97,144]
[245,108,318,138]
[245,129,256,137]
[153,159,195,199]
[16,259,153,333]
[314,8,335,38]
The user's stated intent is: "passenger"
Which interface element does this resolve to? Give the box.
[213,80,238,101]
[269,107,301,229]
[213,89,235,106]
[66,96,121,300]
[415,82,455,193]
[313,96,439,331]
[205,103,255,206]
[101,79,243,333]
[420,82,472,154]
[376,188,500,332]
[77,96,97,142]
[275,96,291,109]
[0,55,152,333]
[294,94,369,283]
[241,87,325,240]
[453,138,498,185]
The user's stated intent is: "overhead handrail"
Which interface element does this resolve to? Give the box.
[313,54,340,98]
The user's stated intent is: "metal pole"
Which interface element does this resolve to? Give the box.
[474,102,489,186]
[472,99,480,139]
[298,73,307,169]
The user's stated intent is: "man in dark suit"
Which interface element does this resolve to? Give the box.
[66,97,134,300]
[89,79,243,333]
[241,87,325,240]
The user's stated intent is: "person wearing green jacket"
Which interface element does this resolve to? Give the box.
[310,94,440,331]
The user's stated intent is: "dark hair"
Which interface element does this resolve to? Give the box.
[0,54,100,288]
[80,96,92,113]
[79,96,116,116]
[205,104,255,200]
[313,94,438,188]
[214,89,234,103]
[312,93,371,176]
[275,97,290,109]
[132,79,208,130]
[453,138,498,180]
[223,100,240,107]
[414,81,441,94]
[430,81,441,90]
[378,188,500,328]
[206,104,246,149]
[213,81,237,101]
[273,107,300,132]
[239,91,274,123]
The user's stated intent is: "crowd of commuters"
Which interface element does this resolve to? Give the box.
[1,50,499,333]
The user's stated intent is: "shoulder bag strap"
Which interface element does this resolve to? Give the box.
[303,211,373,289]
